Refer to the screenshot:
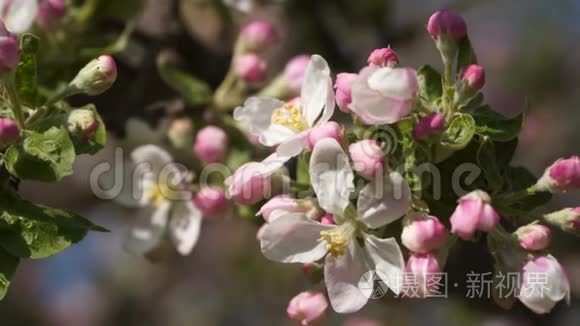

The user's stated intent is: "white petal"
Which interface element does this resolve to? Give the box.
[519,255,570,314]
[367,67,418,101]
[301,55,335,127]
[169,201,203,256]
[357,172,411,229]
[3,0,37,34]
[364,234,405,295]
[349,67,414,125]
[310,138,354,216]
[276,132,308,158]
[234,97,295,147]
[324,242,370,313]
[260,213,333,263]
[131,145,174,175]
[123,202,170,256]
[260,152,292,175]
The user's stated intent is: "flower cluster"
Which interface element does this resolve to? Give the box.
[224,9,578,317]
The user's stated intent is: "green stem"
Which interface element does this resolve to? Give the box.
[5,76,25,129]
[496,185,538,205]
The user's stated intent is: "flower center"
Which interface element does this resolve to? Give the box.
[318,224,356,257]
[271,103,307,132]
[145,183,171,207]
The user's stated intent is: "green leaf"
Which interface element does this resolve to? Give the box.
[157,55,212,107]
[0,196,107,259]
[5,127,76,182]
[477,139,503,192]
[417,65,442,103]
[440,114,476,150]
[16,34,40,108]
[456,37,478,75]
[472,106,524,142]
[0,248,19,301]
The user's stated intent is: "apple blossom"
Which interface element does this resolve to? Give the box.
[450,190,500,240]
[234,55,335,171]
[349,65,418,125]
[519,255,570,314]
[70,55,118,96]
[307,121,343,149]
[334,72,357,113]
[405,253,441,298]
[0,20,19,74]
[122,145,203,256]
[413,113,446,141]
[427,9,467,42]
[349,139,385,179]
[367,47,398,67]
[287,291,328,326]
[36,0,66,29]
[536,156,580,192]
[235,54,267,84]
[240,21,277,52]
[193,187,229,218]
[0,0,38,34]
[515,224,551,251]
[260,139,410,313]
[194,126,228,164]
[0,117,19,146]
[67,109,100,142]
[401,213,447,254]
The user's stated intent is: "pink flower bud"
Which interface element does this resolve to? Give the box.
[320,214,335,225]
[405,253,441,298]
[334,73,357,113]
[0,118,20,145]
[544,207,580,234]
[307,121,343,150]
[284,54,310,93]
[349,139,385,179]
[427,9,467,42]
[519,255,570,314]
[70,55,117,95]
[193,187,229,218]
[194,126,228,164]
[401,214,447,254]
[226,162,272,205]
[0,21,19,74]
[235,54,267,83]
[36,0,66,29]
[413,113,446,141]
[462,64,485,90]
[515,224,551,251]
[67,109,99,142]
[450,190,500,240]
[240,21,278,52]
[537,156,580,192]
[287,291,328,326]
[367,48,399,67]
[258,195,308,221]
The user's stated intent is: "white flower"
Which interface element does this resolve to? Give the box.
[234,54,335,171]
[260,138,411,313]
[121,145,202,256]
[519,254,571,314]
[349,65,418,125]
[0,0,38,34]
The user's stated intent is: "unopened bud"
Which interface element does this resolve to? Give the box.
[0,118,20,146]
[167,118,194,150]
[544,207,580,235]
[0,21,19,75]
[427,9,467,42]
[239,21,277,53]
[235,54,267,84]
[67,109,99,142]
[537,156,580,193]
[515,223,551,251]
[70,55,117,96]
[367,48,399,67]
[193,126,228,164]
[36,0,66,30]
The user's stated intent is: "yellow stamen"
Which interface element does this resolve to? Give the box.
[146,183,171,207]
[319,230,350,257]
[271,103,307,132]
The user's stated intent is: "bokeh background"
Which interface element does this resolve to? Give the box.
[2,0,580,325]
